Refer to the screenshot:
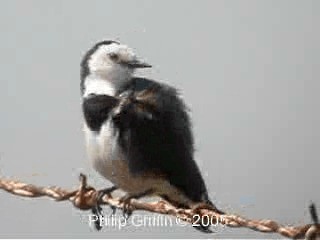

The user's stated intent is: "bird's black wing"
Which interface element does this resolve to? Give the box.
[82,94,119,132]
[114,78,210,204]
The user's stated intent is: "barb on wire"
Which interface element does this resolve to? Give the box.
[305,203,320,240]
[0,174,319,239]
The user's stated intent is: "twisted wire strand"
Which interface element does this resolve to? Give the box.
[0,174,319,239]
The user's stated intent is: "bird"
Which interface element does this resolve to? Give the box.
[80,40,223,232]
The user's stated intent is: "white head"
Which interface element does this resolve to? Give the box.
[81,40,151,97]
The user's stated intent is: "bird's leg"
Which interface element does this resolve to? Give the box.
[111,97,132,127]
[118,89,135,99]
[119,189,153,220]
[91,185,118,230]
[113,90,135,117]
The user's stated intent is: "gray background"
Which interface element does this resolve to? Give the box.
[0,0,319,238]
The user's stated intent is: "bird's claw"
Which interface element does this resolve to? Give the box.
[119,90,134,99]
[91,205,103,231]
[91,186,118,231]
[110,205,117,216]
[120,195,134,221]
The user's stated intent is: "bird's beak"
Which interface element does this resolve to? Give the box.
[125,59,152,68]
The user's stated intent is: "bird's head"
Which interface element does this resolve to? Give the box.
[81,40,151,95]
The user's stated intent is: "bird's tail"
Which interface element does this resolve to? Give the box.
[192,197,225,234]
[204,198,225,215]
[193,224,214,233]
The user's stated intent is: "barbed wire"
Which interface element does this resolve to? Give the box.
[0,173,319,239]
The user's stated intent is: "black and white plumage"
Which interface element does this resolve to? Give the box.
[80,40,223,232]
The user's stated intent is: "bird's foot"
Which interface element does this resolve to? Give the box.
[110,205,117,216]
[119,189,153,221]
[119,194,135,221]
[114,91,134,114]
[118,89,135,99]
[91,186,118,230]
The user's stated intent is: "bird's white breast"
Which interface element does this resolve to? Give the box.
[83,77,115,98]
[83,120,156,194]
[83,119,125,183]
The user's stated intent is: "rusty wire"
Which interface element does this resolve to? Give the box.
[0,174,319,239]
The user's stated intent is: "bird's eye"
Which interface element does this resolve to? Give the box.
[109,53,119,62]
